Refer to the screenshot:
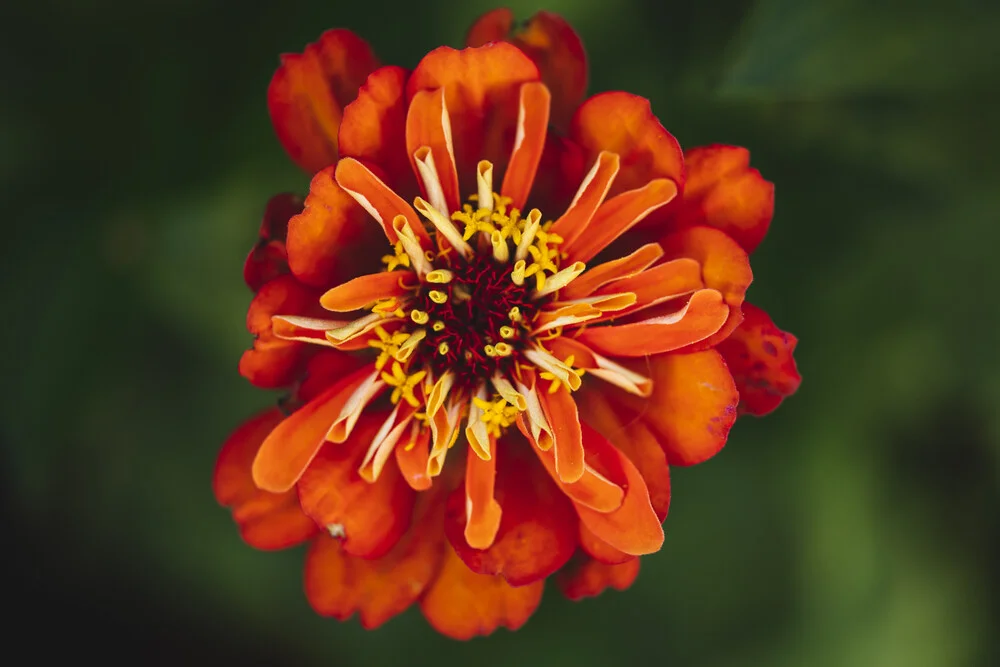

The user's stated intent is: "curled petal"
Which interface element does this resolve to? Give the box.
[213,408,318,550]
[576,389,671,520]
[557,556,640,601]
[406,88,461,213]
[395,426,432,491]
[561,242,664,300]
[569,91,684,230]
[550,151,620,249]
[297,415,416,559]
[464,440,502,549]
[319,271,414,312]
[445,439,577,586]
[571,422,664,556]
[238,275,322,388]
[334,158,428,246]
[286,167,383,288]
[268,29,379,173]
[500,81,550,209]
[338,66,415,194]
[305,488,445,628]
[528,431,624,513]
[243,194,301,292]
[538,384,584,484]
[577,289,729,356]
[406,43,539,191]
[659,225,753,349]
[420,544,545,640]
[251,364,377,492]
[466,9,587,130]
[672,145,774,253]
[716,303,801,416]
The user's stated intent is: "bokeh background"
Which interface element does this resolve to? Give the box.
[3,0,997,664]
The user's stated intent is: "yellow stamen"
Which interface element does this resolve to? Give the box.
[438,342,449,355]
[428,290,448,304]
[499,326,515,339]
[426,269,453,284]
[432,321,446,332]
[411,309,429,325]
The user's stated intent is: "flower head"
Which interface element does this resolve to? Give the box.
[215,9,801,639]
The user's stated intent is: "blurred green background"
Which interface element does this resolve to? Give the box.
[3,0,997,664]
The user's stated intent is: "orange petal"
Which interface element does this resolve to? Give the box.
[578,522,632,565]
[527,428,624,512]
[569,91,684,230]
[464,440,502,550]
[297,415,416,559]
[538,384,584,483]
[500,82,550,209]
[286,166,384,288]
[238,275,322,388]
[594,257,703,319]
[716,303,801,416]
[466,9,587,130]
[659,225,753,349]
[561,242,664,300]
[243,194,301,292]
[672,144,774,253]
[608,350,738,466]
[251,364,377,492]
[445,437,577,585]
[395,425,432,491]
[334,157,429,246]
[338,66,416,194]
[550,151,619,249]
[576,389,671,521]
[406,43,539,192]
[557,556,640,601]
[268,29,379,174]
[406,88,461,213]
[319,271,413,312]
[305,487,445,629]
[577,289,729,356]
[564,178,678,264]
[213,408,318,550]
[573,422,664,556]
[420,543,545,640]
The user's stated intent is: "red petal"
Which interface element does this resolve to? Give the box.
[558,556,640,601]
[577,289,729,356]
[716,302,801,416]
[445,438,577,586]
[526,427,624,512]
[672,145,774,253]
[420,543,545,640]
[608,350,739,466]
[297,414,416,559]
[251,364,377,492]
[569,92,684,230]
[285,166,384,288]
[243,194,302,292]
[550,151,620,250]
[466,10,588,130]
[297,350,370,402]
[238,275,322,388]
[561,242,664,300]
[213,408,318,550]
[268,30,379,174]
[659,225,753,349]
[572,422,663,555]
[304,487,445,628]
[338,66,416,195]
[406,43,539,192]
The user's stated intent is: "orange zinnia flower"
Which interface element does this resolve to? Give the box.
[214,9,801,639]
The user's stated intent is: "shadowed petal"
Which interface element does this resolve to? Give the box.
[420,544,545,640]
[557,556,640,601]
[466,9,587,130]
[243,194,302,292]
[213,408,318,550]
[268,29,379,173]
[445,438,577,585]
